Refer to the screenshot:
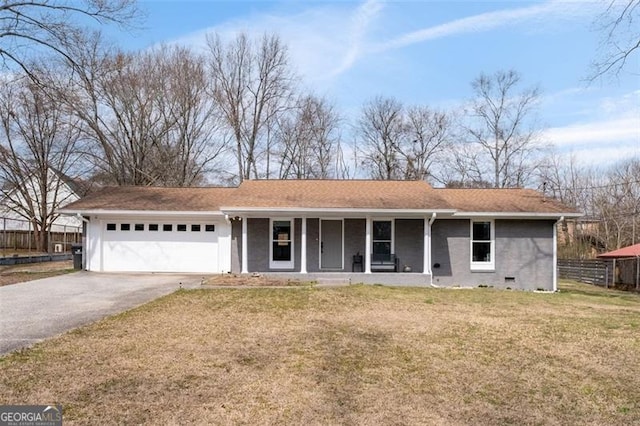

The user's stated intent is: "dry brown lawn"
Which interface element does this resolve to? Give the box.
[1,280,640,425]
[0,260,74,286]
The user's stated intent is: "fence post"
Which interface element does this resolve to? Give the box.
[636,256,640,291]
[578,260,582,282]
[2,217,5,257]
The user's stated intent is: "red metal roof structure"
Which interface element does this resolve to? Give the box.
[597,243,640,258]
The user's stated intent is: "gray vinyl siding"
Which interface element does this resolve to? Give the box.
[344,219,366,272]
[247,218,270,271]
[244,217,366,273]
[238,216,555,290]
[394,219,424,273]
[431,219,555,290]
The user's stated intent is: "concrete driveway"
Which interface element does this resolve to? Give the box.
[0,271,202,355]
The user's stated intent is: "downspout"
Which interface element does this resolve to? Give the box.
[428,212,438,287]
[553,216,564,292]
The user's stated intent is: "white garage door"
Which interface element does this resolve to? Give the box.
[101,221,223,273]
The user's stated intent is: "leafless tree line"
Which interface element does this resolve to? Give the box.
[0,0,636,253]
[540,154,640,255]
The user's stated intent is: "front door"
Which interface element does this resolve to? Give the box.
[320,219,343,269]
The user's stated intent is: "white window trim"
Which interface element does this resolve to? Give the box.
[269,218,295,269]
[372,218,395,255]
[470,219,495,272]
[318,218,345,270]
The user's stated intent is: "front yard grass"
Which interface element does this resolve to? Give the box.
[1,280,639,424]
[0,261,74,286]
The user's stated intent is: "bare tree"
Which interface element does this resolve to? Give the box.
[206,32,295,182]
[357,96,404,180]
[590,0,640,80]
[276,94,341,179]
[60,41,226,186]
[356,96,453,181]
[0,0,139,81]
[398,106,452,181]
[0,72,81,252]
[539,153,640,257]
[462,70,543,188]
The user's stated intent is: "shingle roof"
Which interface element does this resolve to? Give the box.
[435,188,577,215]
[222,180,453,210]
[59,186,236,211]
[597,243,640,258]
[58,180,579,216]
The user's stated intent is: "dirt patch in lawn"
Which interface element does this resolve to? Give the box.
[0,260,74,286]
[202,273,315,287]
[1,280,640,424]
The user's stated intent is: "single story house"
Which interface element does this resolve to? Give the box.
[58,180,580,290]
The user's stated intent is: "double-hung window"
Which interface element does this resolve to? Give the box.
[471,220,495,271]
[270,219,294,269]
[372,220,393,260]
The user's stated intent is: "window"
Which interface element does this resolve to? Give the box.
[191,224,201,232]
[149,224,159,231]
[163,224,173,232]
[270,219,294,269]
[120,224,130,231]
[372,220,393,256]
[205,224,215,232]
[471,220,495,271]
[134,224,144,231]
[106,223,116,231]
[177,224,187,232]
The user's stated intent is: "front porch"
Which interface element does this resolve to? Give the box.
[230,216,437,278]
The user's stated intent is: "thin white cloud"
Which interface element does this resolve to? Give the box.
[541,89,639,167]
[162,2,379,86]
[373,0,597,53]
[330,0,383,77]
[545,116,639,146]
[159,0,600,83]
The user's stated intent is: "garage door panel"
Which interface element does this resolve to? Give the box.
[101,221,222,273]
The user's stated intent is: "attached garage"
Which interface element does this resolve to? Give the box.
[59,186,236,274]
[85,217,231,273]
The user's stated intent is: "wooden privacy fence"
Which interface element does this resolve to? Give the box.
[1,216,82,254]
[558,259,612,287]
[1,230,81,251]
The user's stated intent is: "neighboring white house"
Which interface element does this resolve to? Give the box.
[0,168,89,232]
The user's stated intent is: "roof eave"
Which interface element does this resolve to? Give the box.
[220,207,457,216]
[452,211,583,219]
[57,209,225,217]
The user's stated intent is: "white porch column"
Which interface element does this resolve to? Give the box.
[365,216,372,273]
[423,216,431,275]
[300,217,307,273]
[241,216,248,274]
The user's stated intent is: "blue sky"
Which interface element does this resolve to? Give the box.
[120,0,639,166]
